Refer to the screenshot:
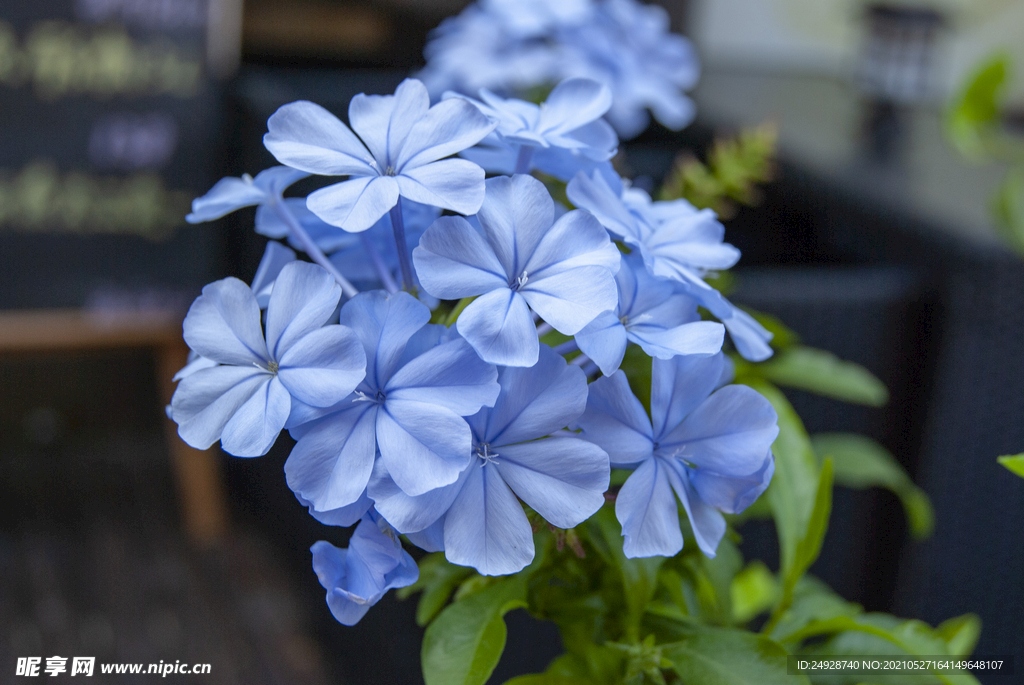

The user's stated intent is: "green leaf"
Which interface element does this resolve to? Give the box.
[758,346,889,407]
[768,576,862,644]
[421,576,528,685]
[812,433,935,538]
[936,614,982,658]
[997,453,1024,478]
[618,346,653,415]
[661,625,807,685]
[745,382,819,582]
[947,53,1009,159]
[398,553,475,626]
[764,459,834,633]
[731,561,779,623]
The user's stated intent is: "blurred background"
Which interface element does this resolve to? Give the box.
[1,0,1022,683]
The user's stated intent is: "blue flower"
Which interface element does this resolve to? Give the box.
[449,78,618,178]
[263,79,496,233]
[413,174,620,367]
[170,261,367,457]
[329,198,440,287]
[575,253,725,375]
[311,512,418,626]
[575,353,777,558]
[567,169,774,361]
[185,166,309,224]
[255,198,357,254]
[284,291,500,516]
[369,345,610,575]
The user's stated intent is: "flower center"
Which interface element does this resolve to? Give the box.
[353,389,386,404]
[384,165,396,176]
[254,360,279,375]
[475,443,500,467]
[511,271,529,291]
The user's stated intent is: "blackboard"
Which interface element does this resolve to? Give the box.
[0,0,232,309]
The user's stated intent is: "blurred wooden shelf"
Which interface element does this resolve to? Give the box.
[0,307,229,546]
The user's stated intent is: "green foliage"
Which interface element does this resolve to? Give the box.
[660,625,802,685]
[997,453,1024,478]
[754,346,889,407]
[936,614,982,659]
[398,552,475,626]
[812,433,935,538]
[992,166,1024,254]
[947,53,1011,161]
[730,561,779,623]
[421,574,528,685]
[659,123,778,218]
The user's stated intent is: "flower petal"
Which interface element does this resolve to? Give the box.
[339,290,430,388]
[443,463,534,575]
[284,403,378,511]
[307,176,400,233]
[264,100,376,176]
[690,450,774,515]
[574,311,628,376]
[386,336,500,414]
[413,216,508,299]
[296,490,372,527]
[664,461,727,558]
[396,96,496,170]
[171,366,268,450]
[348,79,430,168]
[661,384,780,477]
[650,353,724,442]
[496,438,608,529]
[616,457,683,558]
[484,344,588,445]
[183,277,269,366]
[538,78,613,138]
[265,261,342,359]
[221,375,291,457]
[367,459,467,533]
[395,159,486,216]
[628,321,724,362]
[573,371,654,466]
[476,174,554,279]
[250,241,297,309]
[186,176,267,223]
[454,288,538,367]
[278,325,367,407]
[252,165,310,196]
[377,399,473,496]
[521,265,618,335]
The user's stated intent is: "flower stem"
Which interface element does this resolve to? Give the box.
[360,233,399,294]
[389,203,416,292]
[536,321,554,338]
[272,200,358,299]
[553,339,578,356]
[514,145,534,175]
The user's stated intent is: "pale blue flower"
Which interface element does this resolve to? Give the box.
[449,78,617,178]
[575,353,777,558]
[369,345,610,575]
[283,291,500,517]
[567,169,774,361]
[575,253,725,375]
[413,174,620,367]
[263,79,495,233]
[185,166,309,224]
[255,198,356,254]
[311,512,418,626]
[170,262,367,457]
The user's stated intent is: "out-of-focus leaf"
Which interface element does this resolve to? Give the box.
[758,346,889,407]
[398,552,475,626]
[731,561,779,623]
[992,168,1024,255]
[661,625,805,685]
[936,613,982,658]
[812,433,935,538]
[768,576,862,645]
[947,53,1009,160]
[997,452,1024,478]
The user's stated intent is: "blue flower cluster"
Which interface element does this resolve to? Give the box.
[418,0,701,139]
[171,75,778,625]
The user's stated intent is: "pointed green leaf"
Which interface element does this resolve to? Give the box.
[813,433,934,538]
[937,614,982,658]
[422,576,528,685]
[398,552,475,626]
[731,561,779,624]
[758,346,889,407]
[997,453,1024,478]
